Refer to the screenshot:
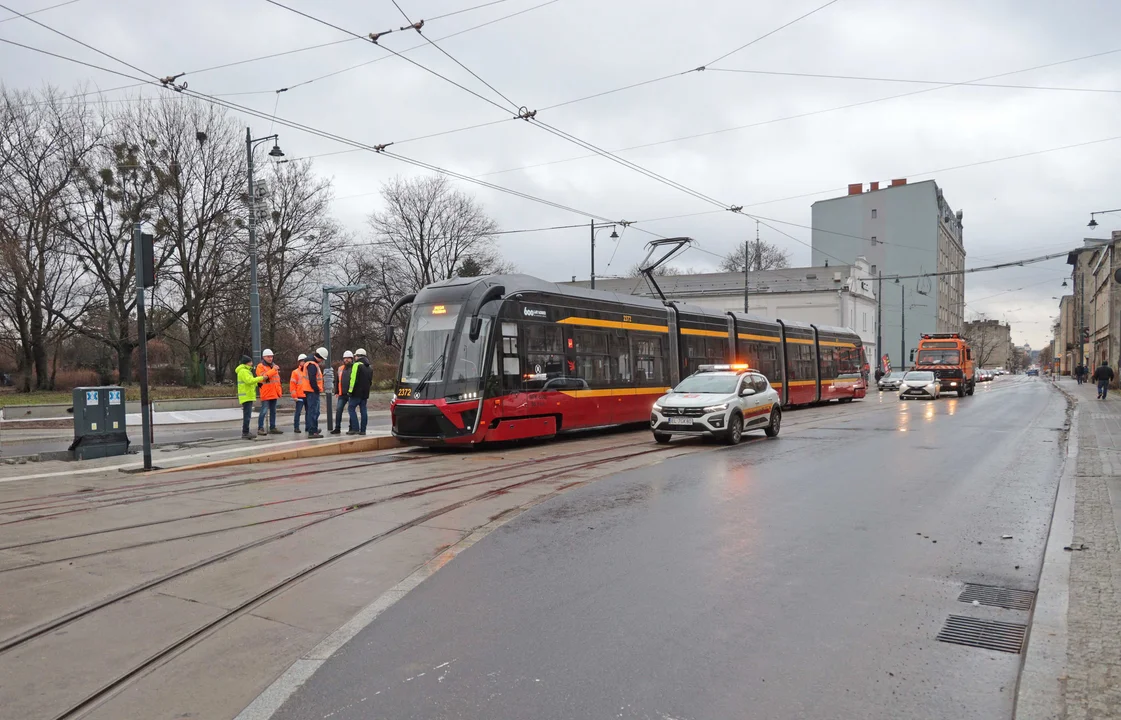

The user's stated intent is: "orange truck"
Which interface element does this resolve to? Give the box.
[912,333,976,397]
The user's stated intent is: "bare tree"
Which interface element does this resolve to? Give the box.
[58,101,182,383]
[720,240,791,272]
[456,251,516,278]
[367,175,500,292]
[626,263,697,278]
[255,159,338,349]
[0,87,100,390]
[150,98,247,386]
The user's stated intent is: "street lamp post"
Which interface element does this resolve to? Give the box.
[322,284,368,433]
[245,128,284,365]
[589,220,618,290]
[1087,209,1121,229]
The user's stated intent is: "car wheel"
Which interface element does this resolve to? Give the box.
[966,383,975,396]
[723,413,743,445]
[653,432,672,444]
[764,408,782,437]
[957,386,965,397]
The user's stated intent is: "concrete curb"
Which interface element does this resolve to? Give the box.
[1014,379,1076,719]
[156,435,402,474]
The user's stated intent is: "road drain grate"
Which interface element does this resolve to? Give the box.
[936,615,1027,654]
[958,583,1036,611]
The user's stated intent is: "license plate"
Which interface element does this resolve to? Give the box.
[668,417,693,426]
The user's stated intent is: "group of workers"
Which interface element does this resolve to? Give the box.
[234,346,373,441]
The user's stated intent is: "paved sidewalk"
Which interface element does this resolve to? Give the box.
[1053,377,1121,719]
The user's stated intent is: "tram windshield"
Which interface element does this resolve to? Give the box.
[401,303,461,385]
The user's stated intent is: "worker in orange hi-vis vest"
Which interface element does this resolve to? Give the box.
[256,349,284,436]
[290,353,308,433]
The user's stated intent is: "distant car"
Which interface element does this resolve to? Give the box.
[899,370,940,400]
[1026,368,1039,376]
[651,364,782,445]
[978,370,992,382]
[878,371,906,391]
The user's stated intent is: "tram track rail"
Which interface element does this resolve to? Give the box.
[23,444,676,720]
[0,441,680,656]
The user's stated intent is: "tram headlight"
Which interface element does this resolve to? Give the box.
[703,403,728,413]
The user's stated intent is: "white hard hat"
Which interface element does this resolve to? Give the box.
[342,350,354,359]
[355,348,367,357]
[297,353,307,361]
[262,348,274,357]
[315,347,328,359]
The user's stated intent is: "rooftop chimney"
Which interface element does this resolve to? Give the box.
[848,183,863,195]
[890,178,907,187]
[870,181,880,191]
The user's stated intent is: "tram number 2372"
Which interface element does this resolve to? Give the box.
[397,387,412,398]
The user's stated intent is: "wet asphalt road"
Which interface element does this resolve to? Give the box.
[273,378,1066,720]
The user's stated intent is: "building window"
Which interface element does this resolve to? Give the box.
[871,209,877,219]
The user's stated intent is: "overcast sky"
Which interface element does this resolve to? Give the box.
[4,0,1120,349]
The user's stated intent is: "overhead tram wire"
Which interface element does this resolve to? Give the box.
[703,0,842,66]
[0,1,161,81]
[474,46,1121,179]
[252,0,845,159]
[0,0,83,23]
[0,36,630,228]
[706,67,1121,95]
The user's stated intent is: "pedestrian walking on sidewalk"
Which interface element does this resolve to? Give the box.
[290,353,309,433]
[256,349,284,436]
[332,350,354,435]
[304,348,327,438]
[1075,363,1086,384]
[236,354,265,440]
[347,348,373,435]
[1093,360,1115,399]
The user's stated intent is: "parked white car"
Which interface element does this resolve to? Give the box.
[651,365,782,445]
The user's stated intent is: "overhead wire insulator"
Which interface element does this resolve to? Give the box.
[402,19,425,31]
[369,30,391,43]
[515,107,537,121]
[729,205,743,213]
[373,143,393,153]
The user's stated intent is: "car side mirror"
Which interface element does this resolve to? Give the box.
[740,387,756,397]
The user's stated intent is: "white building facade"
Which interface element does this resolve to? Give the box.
[567,258,878,363]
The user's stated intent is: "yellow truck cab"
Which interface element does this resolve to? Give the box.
[912,333,975,397]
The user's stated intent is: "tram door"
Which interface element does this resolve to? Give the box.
[498,321,527,416]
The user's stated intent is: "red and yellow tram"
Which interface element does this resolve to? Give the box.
[388,275,866,446]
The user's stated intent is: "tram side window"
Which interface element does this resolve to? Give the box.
[683,334,727,369]
[787,341,816,381]
[501,323,520,378]
[573,329,612,386]
[524,324,564,389]
[738,339,780,383]
[819,345,838,381]
[610,333,632,383]
[837,345,861,375]
[633,334,665,385]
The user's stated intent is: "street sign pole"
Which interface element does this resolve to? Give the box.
[133,223,153,470]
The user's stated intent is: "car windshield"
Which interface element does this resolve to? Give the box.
[917,349,960,364]
[400,303,461,385]
[673,374,739,394]
[885,372,905,380]
[904,371,935,382]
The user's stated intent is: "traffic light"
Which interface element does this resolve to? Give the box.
[138,232,155,288]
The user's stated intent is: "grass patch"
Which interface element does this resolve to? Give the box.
[0,385,234,407]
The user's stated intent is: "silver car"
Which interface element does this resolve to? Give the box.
[878,371,906,391]
[899,370,940,400]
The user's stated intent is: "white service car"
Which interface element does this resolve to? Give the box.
[650,365,782,445]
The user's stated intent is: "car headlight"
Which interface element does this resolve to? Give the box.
[652,403,663,412]
[703,403,728,413]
